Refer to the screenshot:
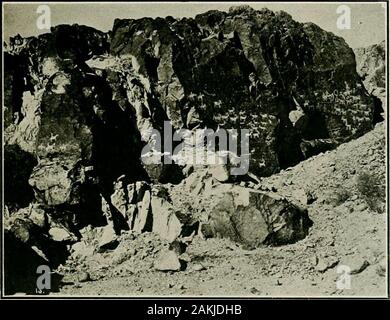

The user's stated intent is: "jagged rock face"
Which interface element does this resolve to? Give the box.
[302,23,376,140]
[170,169,311,247]
[108,6,377,175]
[354,41,385,118]
[3,6,382,270]
[5,24,146,230]
[5,8,379,180]
[106,179,196,242]
[201,185,311,246]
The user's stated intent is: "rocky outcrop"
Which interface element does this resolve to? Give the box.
[200,185,311,246]
[354,41,385,118]
[5,7,379,185]
[3,6,383,293]
[107,7,377,174]
[170,169,312,247]
[5,24,148,227]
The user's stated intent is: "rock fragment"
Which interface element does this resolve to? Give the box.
[154,250,182,272]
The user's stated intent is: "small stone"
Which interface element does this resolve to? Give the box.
[154,250,181,272]
[78,271,91,283]
[342,257,371,275]
[316,259,329,272]
[210,165,229,182]
[98,223,118,251]
[376,257,386,277]
[192,263,206,271]
[327,257,339,268]
[355,203,368,212]
[350,260,370,275]
[250,287,260,294]
[292,188,316,205]
[310,255,318,266]
[49,227,74,242]
[29,206,47,228]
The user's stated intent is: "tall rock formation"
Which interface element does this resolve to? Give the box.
[354,40,386,118]
[3,6,382,271]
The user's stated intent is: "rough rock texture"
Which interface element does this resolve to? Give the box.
[5,7,379,190]
[3,6,385,294]
[106,7,378,174]
[168,169,311,247]
[5,24,147,229]
[57,122,386,297]
[200,186,311,246]
[354,40,386,117]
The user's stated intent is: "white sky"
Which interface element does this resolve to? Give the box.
[3,2,387,48]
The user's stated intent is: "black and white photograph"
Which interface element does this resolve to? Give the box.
[1,1,388,300]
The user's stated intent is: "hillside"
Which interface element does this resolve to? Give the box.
[3,5,386,296]
[56,122,386,296]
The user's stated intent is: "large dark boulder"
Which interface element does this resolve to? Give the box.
[201,186,312,246]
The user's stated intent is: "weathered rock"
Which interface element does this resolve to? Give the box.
[29,159,85,206]
[78,271,91,283]
[133,189,152,233]
[210,164,230,182]
[316,259,329,272]
[5,24,146,235]
[291,188,316,205]
[71,240,96,259]
[25,204,47,229]
[354,40,385,117]
[151,195,182,243]
[5,7,380,188]
[200,184,312,246]
[98,223,118,251]
[192,263,206,272]
[48,227,75,242]
[154,250,182,272]
[342,256,370,275]
[106,6,378,176]
[112,246,137,265]
[316,257,339,273]
[9,218,37,244]
[109,180,184,239]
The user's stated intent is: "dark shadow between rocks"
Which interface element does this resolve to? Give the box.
[4,230,64,295]
[4,144,38,210]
